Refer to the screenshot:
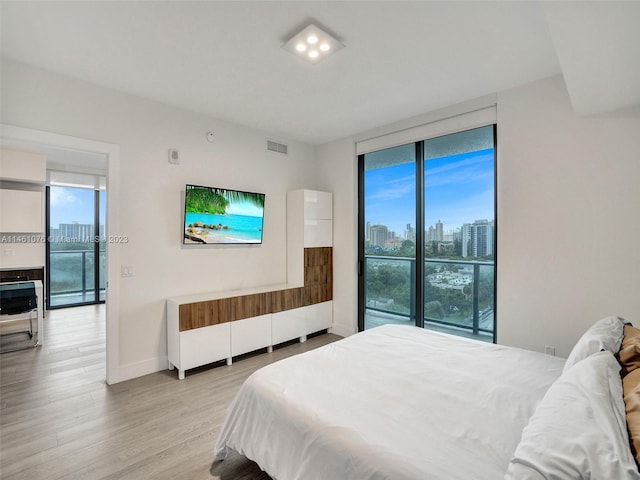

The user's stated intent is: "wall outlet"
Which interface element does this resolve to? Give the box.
[545,345,555,356]
[121,265,135,277]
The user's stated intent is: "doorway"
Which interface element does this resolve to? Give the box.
[1,123,121,384]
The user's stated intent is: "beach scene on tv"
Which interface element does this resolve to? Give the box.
[184,185,265,244]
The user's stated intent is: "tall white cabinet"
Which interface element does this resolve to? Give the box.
[286,189,333,285]
[272,189,333,344]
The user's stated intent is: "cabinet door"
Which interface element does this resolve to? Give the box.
[305,301,333,334]
[179,323,231,371]
[0,189,43,233]
[304,219,332,247]
[304,190,332,220]
[231,314,271,356]
[0,149,46,183]
[272,308,306,345]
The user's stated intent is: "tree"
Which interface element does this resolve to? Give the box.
[425,300,444,319]
[185,186,264,215]
[398,240,415,258]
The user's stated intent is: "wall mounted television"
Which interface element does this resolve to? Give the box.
[183,184,265,245]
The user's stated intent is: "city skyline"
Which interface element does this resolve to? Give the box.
[365,147,494,236]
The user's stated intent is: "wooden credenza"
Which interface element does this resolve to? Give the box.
[167,189,333,379]
[167,247,332,379]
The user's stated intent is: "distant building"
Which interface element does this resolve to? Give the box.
[385,237,404,249]
[369,224,390,247]
[55,222,95,241]
[435,220,443,242]
[404,223,415,242]
[461,219,494,257]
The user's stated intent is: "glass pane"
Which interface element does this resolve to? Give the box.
[423,126,495,341]
[363,143,416,329]
[49,186,97,306]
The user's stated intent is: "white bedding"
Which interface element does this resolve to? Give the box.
[215,324,566,480]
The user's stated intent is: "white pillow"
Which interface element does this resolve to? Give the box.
[505,350,640,480]
[563,315,625,373]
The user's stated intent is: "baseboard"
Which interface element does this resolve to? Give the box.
[109,355,168,384]
[329,323,356,338]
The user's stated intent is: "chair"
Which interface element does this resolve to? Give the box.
[0,282,38,340]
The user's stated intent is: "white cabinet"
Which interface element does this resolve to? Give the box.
[231,314,272,357]
[167,295,334,379]
[304,219,333,247]
[167,299,232,380]
[271,301,333,345]
[303,190,332,220]
[0,148,46,234]
[178,323,231,375]
[305,301,333,334]
[0,149,46,184]
[0,189,44,233]
[272,308,306,345]
[287,189,333,286]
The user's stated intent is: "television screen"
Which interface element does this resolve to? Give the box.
[183,184,265,244]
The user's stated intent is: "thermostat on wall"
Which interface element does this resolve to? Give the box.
[168,149,180,165]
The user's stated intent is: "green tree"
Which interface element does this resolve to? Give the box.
[185,186,264,215]
[425,300,444,319]
[398,240,415,258]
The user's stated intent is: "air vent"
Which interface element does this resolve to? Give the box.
[267,140,288,155]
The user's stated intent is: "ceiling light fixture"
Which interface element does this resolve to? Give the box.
[282,23,344,64]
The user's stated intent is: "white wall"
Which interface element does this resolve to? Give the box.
[317,74,640,357]
[497,75,640,357]
[1,60,319,381]
[315,137,358,337]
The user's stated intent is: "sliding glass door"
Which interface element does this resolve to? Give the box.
[47,186,106,308]
[360,143,418,330]
[359,125,496,342]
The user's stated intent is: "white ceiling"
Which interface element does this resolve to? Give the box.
[1,1,639,145]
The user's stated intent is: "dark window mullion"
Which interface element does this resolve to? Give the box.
[45,186,51,310]
[94,189,100,304]
[357,154,365,332]
[415,142,424,328]
[492,124,498,343]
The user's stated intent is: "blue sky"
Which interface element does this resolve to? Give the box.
[365,148,494,236]
[49,186,106,229]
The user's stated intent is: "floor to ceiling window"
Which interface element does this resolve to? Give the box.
[359,125,496,342]
[46,177,106,308]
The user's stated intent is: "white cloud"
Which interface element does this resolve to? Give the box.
[49,187,80,207]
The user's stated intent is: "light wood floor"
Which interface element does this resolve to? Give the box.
[0,304,341,479]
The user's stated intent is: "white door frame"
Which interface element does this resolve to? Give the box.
[1,123,121,384]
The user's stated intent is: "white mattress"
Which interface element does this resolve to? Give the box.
[215,324,566,480]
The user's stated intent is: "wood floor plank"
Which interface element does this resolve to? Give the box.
[0,304,340,479]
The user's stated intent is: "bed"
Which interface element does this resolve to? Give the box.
[215,318,640,479]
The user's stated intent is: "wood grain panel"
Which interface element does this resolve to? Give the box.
[304,265,333,286]
[178,246,333,331]
[304,247,332,267]
[179,298,230,331]
[230,293,270,321]
[304,284,332,305]
[270,287,305,313]
[0,267,44,282]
